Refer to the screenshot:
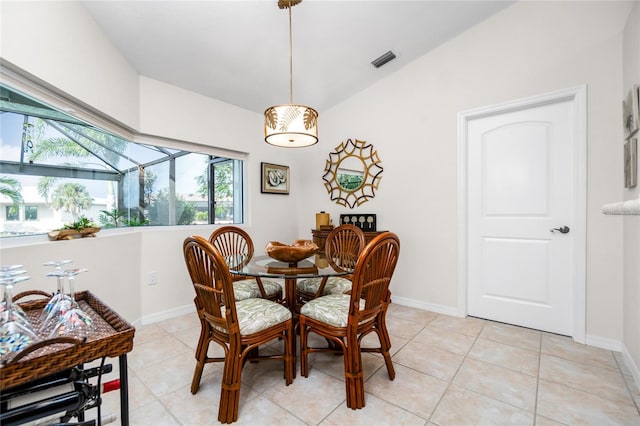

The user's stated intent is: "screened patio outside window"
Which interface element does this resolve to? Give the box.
[0,84,244,238]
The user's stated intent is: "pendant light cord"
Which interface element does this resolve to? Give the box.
[288,0,293,104]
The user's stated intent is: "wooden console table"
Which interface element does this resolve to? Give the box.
[311,228,386,252]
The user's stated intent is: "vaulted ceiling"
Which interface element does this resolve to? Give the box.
[82,1,512,114]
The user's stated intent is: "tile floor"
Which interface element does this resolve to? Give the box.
[98,303,640,425]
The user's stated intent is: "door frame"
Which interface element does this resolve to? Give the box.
[457,85,587,343]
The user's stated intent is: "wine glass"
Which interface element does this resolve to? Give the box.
[39,260,73,327]
[0,266,32,327]
[0,271,38,355]
[47,268,93,338]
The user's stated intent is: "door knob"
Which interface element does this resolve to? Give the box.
[550,226,570,234]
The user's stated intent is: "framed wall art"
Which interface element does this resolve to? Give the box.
[623,84,639,140]
[625,138,637,189]
[261,162,289,194]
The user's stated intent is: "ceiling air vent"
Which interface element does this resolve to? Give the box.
[371,51,396,68]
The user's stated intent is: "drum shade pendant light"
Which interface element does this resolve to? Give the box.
[264,0,318,148]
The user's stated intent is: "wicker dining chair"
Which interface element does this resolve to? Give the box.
[298,232,400,409]
[183,236,295,423]
[296,224,365,303]
[209,226,283,302]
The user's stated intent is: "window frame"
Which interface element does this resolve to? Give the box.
[0,68,248,237]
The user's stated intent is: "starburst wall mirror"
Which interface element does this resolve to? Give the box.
[322,138,383,208]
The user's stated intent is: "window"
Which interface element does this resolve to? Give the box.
[0,84,245,237]
[211,158,243,224]
[25,206,37,221]
[5,206,18,221]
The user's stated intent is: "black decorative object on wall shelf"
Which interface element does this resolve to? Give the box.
[340,214,376,231]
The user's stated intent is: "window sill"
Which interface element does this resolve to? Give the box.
[602,196,640,215]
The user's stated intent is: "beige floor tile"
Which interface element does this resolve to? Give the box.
[413,325,477,355]
[101,371,157,419]
[264,368,346,425]
[309,351,386,382]
[479,321,541,352]
[393,340,464,381]
[384,315,427,340]
[468,337,539,376]
[321,393,427,425]
[172,323,203,351]
[534,415,566,425]
[160,368,260,425]
[133,322,168,346]
[129,400,180,426]
[430,384,534,425]
[452,357,537,411]
[240,356,294,394]
[110,306,640,425]
[428,314,485,337]
[366,362,448,419]
[158,381,221,426]
[128,334,193,371]
[235,395,307,425]
[542,333,618,371]
[537,379,640,425]
[361,331,409,356]
[155,312,199,334]
[387,303,438,324]
[539,355,633,403]
[135,350,212,398]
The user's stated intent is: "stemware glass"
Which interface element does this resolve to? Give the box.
[39,260,73,327]
[0,266,32,327]
[0,271,38,355]
[47,268,93,338]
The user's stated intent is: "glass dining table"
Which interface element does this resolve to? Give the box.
[227,253,350,315]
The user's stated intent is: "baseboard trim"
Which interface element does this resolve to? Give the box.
[140,304,195,325]
[391,296,461,317]
[585,334,622,351]
[622,343,640,389]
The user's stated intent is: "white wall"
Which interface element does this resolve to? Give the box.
[622,1,640,381]
[0,1,302,323]
[297,1,632,342]
[0,1,140,129]
[0,232,142,321]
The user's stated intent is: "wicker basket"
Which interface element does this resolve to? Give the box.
[0,290,135,391]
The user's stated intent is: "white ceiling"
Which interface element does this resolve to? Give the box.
[82,1,513,114]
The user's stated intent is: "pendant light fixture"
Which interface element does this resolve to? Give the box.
[264,0,318,148]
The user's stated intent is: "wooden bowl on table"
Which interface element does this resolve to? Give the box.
[265,240,319,265]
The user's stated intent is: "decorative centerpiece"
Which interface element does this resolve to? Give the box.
[48,217,100,241]
[265,239,319,265]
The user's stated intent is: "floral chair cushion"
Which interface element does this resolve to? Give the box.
[215,298,291,335]
[296,277,352,297]
[299,294,366,328]
[233,278,281,301]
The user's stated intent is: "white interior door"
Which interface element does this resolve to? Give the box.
[465,99,577,336]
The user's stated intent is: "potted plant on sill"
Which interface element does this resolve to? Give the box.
[48,216,101,241]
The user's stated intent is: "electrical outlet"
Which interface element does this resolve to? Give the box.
[148,271,158,286]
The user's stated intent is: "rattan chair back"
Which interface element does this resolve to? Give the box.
[324,224,366,270]
[349,232,400,325]
[208,226,281,301]
[208,226,254,273]
[183,235,238,329]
